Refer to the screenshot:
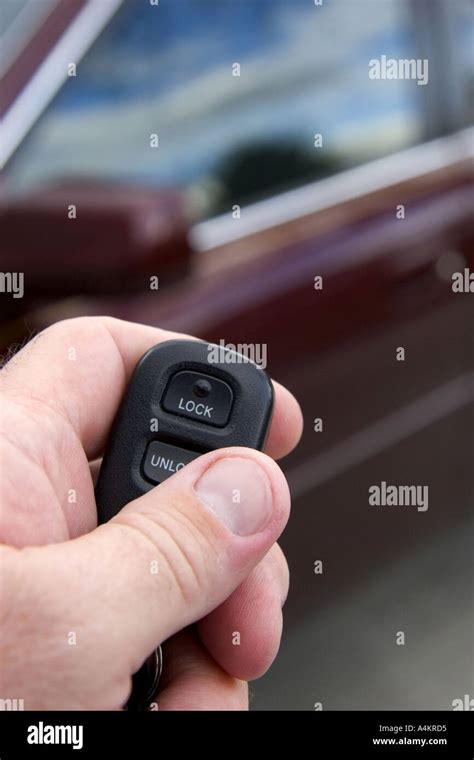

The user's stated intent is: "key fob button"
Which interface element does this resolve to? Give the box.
[162,370,233,427]
[142,440,200,484]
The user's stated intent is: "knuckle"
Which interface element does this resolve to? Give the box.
[44,316,103,344]
[117,501,218,606]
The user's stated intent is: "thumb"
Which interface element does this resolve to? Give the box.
[25,448,290,684]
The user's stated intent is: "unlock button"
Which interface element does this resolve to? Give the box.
[162,370,233,427]
[143,441,199,484]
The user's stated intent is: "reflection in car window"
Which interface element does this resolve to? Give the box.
[4,0,473,218]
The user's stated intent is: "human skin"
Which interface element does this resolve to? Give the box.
[0,317,303,710]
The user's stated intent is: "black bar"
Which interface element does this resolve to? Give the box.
[0,711,473,757]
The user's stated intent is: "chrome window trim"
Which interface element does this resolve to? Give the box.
[0,0,58,76]
[190,127,474,253]
[0,0,124,168]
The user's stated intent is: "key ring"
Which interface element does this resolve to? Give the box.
[126,645,163,711]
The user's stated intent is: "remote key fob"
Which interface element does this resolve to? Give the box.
[95,339,274,708]
[96,339,274,521]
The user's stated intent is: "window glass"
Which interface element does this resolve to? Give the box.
[0,0,32,34]
[4,0,472,218]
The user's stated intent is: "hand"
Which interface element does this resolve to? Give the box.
[0,317,302,710]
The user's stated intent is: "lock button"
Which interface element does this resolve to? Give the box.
[162,370,233,427]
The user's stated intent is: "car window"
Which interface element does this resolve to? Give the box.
[3,0,473,219]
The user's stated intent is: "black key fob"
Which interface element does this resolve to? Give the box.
[95,339,274,708]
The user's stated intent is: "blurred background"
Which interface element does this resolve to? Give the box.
[1,0,473,710]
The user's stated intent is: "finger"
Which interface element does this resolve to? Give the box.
[265,381,303,459]
[0,318,191,460]
[14,448,290,707]
[0,317,302,461]
[156,629,248,711]
[197,543,289,681]
[89,458,102,488]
